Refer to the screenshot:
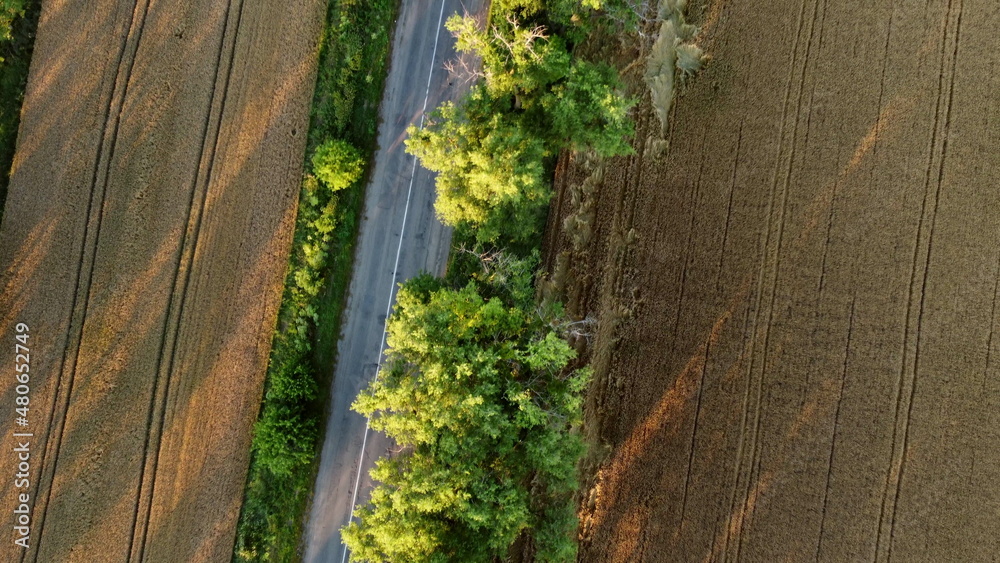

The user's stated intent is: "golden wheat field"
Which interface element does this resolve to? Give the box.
[543,0,1000,561]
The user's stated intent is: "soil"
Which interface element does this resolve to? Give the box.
[0,0,324,561]
[543,1,1000,561]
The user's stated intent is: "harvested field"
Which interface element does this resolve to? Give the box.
[0,0,324,560]
[544,1,1000,561]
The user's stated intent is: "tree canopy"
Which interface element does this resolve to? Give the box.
[344,3,635,560]
[342,263,588,562]
[405,94,550,243]
[312,138,364,192]
[405,14,633,244]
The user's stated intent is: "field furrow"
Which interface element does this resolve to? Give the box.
[0,0,324,560]
[549,1,1000,561]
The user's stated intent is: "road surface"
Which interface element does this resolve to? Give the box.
[303,1,489,561]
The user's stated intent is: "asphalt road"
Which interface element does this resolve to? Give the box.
[303,1,489,561]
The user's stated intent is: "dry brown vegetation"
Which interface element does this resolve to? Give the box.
[544,0,1000,560]
[0,0,324,560]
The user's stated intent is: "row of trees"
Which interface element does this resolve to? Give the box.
[405,11,634,244]
[343,257,589,561]
[250,139,363,478]
[343,2,635,561]
[0,0,37,216]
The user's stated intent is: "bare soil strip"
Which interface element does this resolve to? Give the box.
[546,1,1000,561]
[0,0,324,560]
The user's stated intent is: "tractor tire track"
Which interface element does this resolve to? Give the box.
[0,0,325,560]
[29,2,151,560]
[128,0,246,559]
[552,0,1000,561]
[879,2,964,560]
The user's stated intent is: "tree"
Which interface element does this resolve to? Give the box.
[251,403,317,478]
[445,13,633,155]
[407,16,633,243]
[448,13,570,104]
[0,0,25,43]
[342,270,588,562]
[405,93,551,243]
[311,138,364,191]
[487,0,606,32]
[541,61,635,156]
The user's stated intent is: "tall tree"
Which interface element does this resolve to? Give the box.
[407,14,633,243]
[343,268,587,562]
[405,93,550,243]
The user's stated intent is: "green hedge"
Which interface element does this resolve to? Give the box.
[233,1,398,561]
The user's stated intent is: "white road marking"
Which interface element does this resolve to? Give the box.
[340,0,448,561]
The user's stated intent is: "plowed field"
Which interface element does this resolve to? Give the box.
[0,0,323,560]
[544,1,1000,561]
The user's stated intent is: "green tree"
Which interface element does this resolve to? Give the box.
[405,94,550,243]
[0,0,25,43]
[487,0,606,32]
[251,403,317,478]
[342,271,588,562]
[447,13,571,103]
[541,60,635,156]
[407,15,633,243]
[447,13,633,155]
[311,138,364,191]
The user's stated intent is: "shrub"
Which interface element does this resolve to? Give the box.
[252,403,318,479]
[644,1,704,136]
[312,138,364,191]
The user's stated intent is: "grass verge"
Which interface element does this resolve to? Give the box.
[233,1,398,561]
[0,0,40,223]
